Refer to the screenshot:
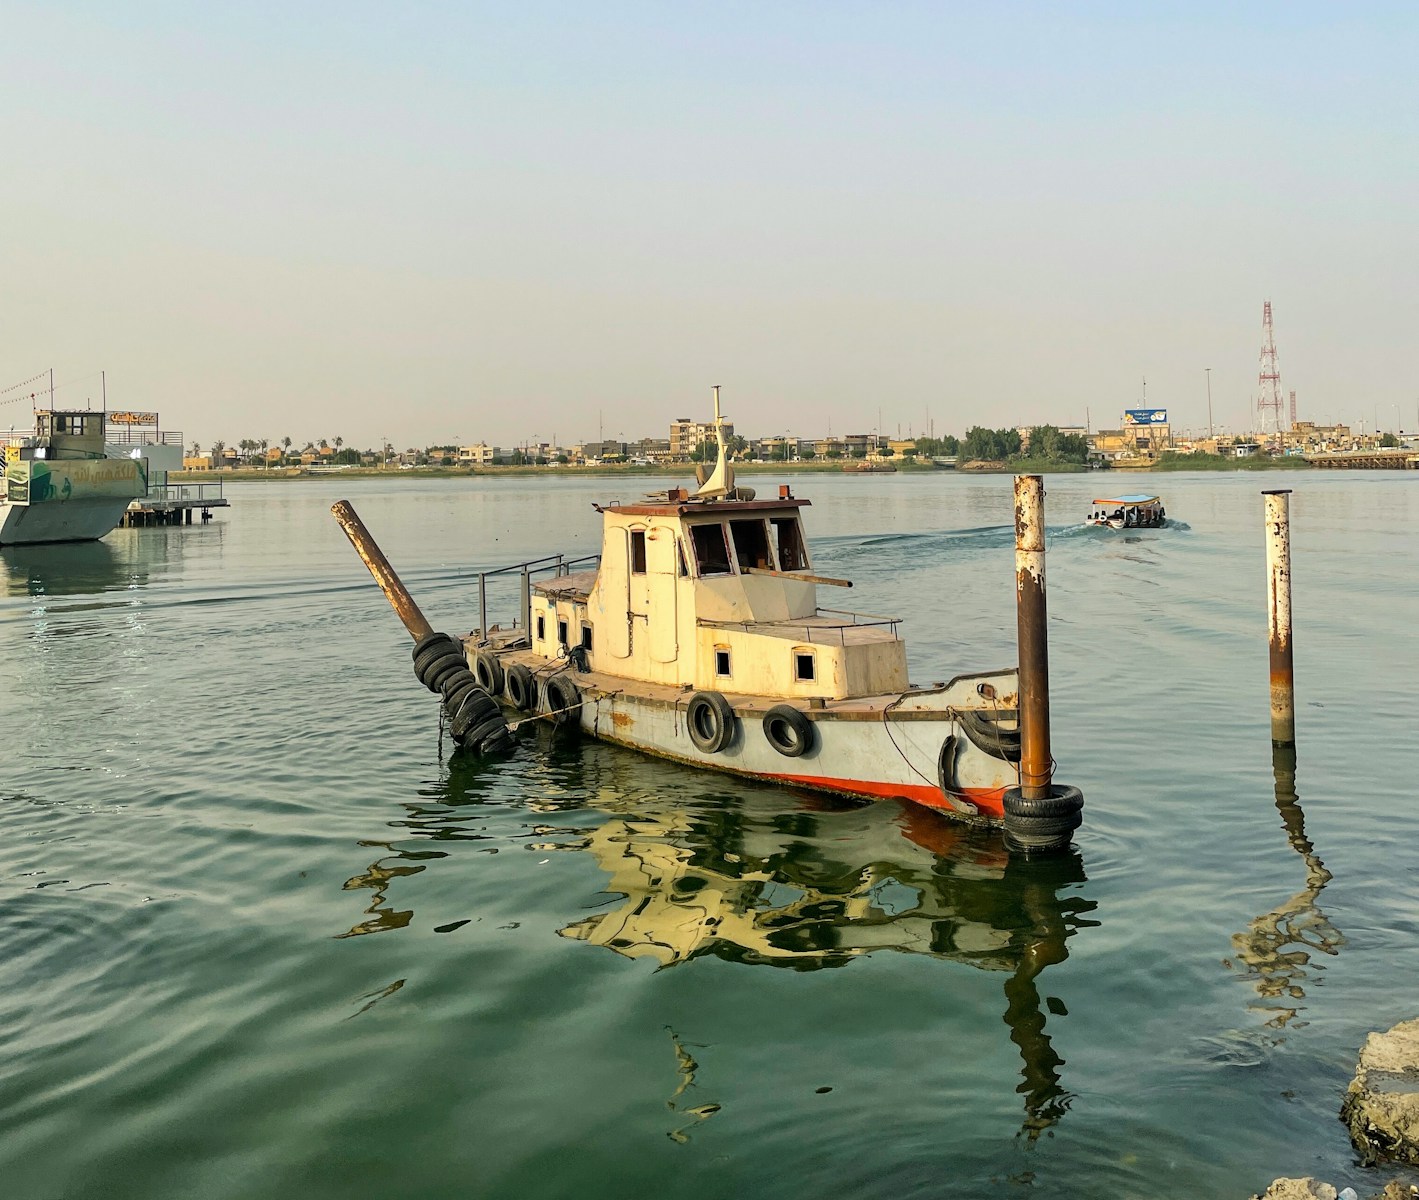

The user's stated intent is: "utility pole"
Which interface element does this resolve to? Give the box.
[1206,368,1213,439]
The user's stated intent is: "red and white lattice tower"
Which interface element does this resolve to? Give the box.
[1256,301,1285,435]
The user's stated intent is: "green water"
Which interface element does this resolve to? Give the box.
[1,471,1414,1199]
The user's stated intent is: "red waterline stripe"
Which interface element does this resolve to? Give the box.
[772,771,1007,819]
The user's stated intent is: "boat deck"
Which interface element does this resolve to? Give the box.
[533,569,598,601]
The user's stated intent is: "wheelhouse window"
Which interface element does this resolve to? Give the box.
[772,517,809,572]
[795,651,816,682]
[690,523,733,576]
[630,530,647,574]
[730,519,772,572]
[536,614,546,640]
[557,618,568,646]
[676,538,689,577]
[715,647,732,677]
[581,624,593,650]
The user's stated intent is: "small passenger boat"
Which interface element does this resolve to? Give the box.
[1085,494,1165,530]
[464,390,1040,827]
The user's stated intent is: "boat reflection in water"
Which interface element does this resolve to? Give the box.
[0,540,128,598]
[547,751,1099,1140]
[1227,745,1345,1028]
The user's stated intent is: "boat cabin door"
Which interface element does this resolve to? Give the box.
[645,526,679,664]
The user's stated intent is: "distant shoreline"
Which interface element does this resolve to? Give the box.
[171,456,1310,484]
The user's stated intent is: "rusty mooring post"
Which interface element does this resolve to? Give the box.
[331,500,435,643]
[1263,489,1295,748]
[1014,475,1052,799]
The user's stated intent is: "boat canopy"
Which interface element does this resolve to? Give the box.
[1091,495,1159,506]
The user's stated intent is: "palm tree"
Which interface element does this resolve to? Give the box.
[334,436,344,462]
[281,436,292,463]
[211,439,226,470]
[260,438,269,469]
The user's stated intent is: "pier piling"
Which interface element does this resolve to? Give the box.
[1014,475,1052,799]
[1263,489,1295,748]
[1001,476,1083,853]
[331,500,435,643]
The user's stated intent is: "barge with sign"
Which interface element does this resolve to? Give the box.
[459,391,1076,837]
[1,409,147,546]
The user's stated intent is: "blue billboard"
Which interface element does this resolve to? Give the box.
[1124,409,1168,425]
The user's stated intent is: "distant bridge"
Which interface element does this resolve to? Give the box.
[1304,450,1419,470]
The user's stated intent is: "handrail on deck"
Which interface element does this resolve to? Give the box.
[474,551,600,645]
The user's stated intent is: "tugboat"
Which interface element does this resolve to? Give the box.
[467,389,1036,826]
[1,409,147,545]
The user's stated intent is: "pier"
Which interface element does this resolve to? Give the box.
[120,481,230,527]
[1304,450,1419,469]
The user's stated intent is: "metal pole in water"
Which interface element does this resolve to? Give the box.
[478,574,488,643]
[1014,475,1052,799]
[331,499,435,643]
[1263,489,1295,747]
[520,566,532,638]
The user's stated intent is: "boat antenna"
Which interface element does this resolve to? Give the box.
[694,384,735,499]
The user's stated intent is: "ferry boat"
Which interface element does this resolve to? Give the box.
[465,390,1039,827]
[1085,494,1165,529]
[1,410,147,545]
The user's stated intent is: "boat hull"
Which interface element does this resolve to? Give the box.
[0,496,138,545]
[483,648,1020,822]
[1,456,146,545]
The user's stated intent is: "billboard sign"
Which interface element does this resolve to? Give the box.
[108,411,158,426]
[1124,409,1168,425]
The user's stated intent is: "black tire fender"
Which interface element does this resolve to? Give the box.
[412,631,460,663]
[543,675,582,727]
[505,664,536,712]
[473,651,504,697]
[1001,784,1083,852]
[762,704,814,757]
[686,691,736,754]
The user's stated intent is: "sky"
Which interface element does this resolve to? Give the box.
[3,2,1417,449]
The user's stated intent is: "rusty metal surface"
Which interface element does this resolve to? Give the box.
[1263,489,1295,747]
[1014,475,1053,799]
[331,500,435,643]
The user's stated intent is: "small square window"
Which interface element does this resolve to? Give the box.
[715,649,731,676]
[536,614,545,640]
[557,619,568,646]
[795,652,815,681]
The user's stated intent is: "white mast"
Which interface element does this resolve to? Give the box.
[694,384,735,499]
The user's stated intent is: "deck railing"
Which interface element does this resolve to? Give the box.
[144,481,226,504]
[703,606,901,644]
[475,552,600,644]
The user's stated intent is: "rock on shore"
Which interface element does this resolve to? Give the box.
[1342,1018,1419,1165]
